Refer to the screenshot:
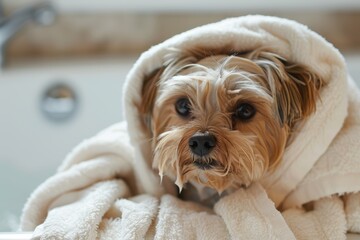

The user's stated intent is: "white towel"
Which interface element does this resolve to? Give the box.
[20,15,360,239]
[21,122,295,239]
[20,121,360,239]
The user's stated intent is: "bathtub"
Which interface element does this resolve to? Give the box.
[0,54,360,237]
[0,57,134,231]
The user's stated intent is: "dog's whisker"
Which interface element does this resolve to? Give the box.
[175,179,183,193]
[159,171,164,183]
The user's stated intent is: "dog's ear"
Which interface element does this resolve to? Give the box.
[254,52,323,128]
[138,68,164,137]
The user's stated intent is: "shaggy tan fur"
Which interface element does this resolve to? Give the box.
[139,49,323,193]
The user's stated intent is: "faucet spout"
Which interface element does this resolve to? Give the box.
[0,1,56,67]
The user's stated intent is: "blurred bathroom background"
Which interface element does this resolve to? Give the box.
[0,0,359,232]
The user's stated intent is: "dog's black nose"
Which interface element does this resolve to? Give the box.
[189,132,216,156]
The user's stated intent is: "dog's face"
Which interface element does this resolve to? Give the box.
[139,49,323,193]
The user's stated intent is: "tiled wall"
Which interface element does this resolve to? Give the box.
[5,11,360,61]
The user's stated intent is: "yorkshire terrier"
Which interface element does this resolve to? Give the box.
[139,48,323,197]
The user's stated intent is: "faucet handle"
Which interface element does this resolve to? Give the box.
[0,1,57,68]
[32,2,56,26]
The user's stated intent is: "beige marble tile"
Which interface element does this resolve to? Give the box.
[4,11,360,61]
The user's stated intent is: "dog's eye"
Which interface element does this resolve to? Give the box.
[175,98,191,118]
[234,103,256,120]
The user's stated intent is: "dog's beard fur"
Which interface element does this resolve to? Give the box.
[139,49,323,193]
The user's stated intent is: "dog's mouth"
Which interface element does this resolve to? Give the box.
[193,158,218,170]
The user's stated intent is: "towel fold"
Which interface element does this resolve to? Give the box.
[20,122,360,239]
[283,196,347,240]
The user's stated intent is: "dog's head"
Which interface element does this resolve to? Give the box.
[139,49,323,193]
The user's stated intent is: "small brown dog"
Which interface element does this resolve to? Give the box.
[139,49,323,194]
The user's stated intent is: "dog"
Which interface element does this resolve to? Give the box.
[139,48,323,197]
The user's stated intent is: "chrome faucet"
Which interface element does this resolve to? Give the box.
[0,1,56,67]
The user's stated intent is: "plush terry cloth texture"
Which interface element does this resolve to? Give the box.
[20,15,360,239]
[20,122,359,240]
[21,123,296,240]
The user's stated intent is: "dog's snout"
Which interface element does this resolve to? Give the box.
[189,132,216,156]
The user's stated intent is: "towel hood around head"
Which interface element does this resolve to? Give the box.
[122,15,349,206]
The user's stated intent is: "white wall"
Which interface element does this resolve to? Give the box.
[5,0,360,13]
